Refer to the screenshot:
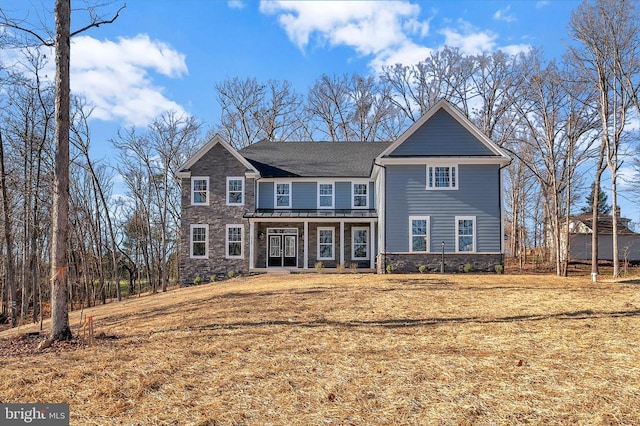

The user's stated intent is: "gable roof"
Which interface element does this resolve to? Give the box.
[378,99,510,163]
[240,140,392,178]
[569,214,638,235]
[176,134,260,178]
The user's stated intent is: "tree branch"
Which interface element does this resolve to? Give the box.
[70,3,126,38]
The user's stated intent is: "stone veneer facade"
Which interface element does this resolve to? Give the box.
[179,143,254,284]
[377,253,503,274]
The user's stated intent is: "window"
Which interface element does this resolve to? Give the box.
[226,225,244,258]
[352,227,369,260]
[226,177,244,206]
[410,216,429,252]
[352,182,369,208]
[191,177,209,205]
[427,165,457,190]
[317,227,335,260]
[456,216,476,252]
[318,183,334,208]
[190,224,208,259]
[275,183,291,208]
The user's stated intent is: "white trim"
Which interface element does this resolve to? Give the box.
[190,224,208,259]
[340,221,345,265]
[225,224,244,259]
[274,182,292,208]
[250,217,378,223]
[426,165,458,190]
[378,100,511,161]
[317,227,335,260]
[455,216,476,253]
[377,157,509,166]
[249,222,255,269]
[226,176,245,206]
[317,181,335,209]
[304,221,309,269]
[352,226,370,260]
[177,134,260,176]
[191,177,209,206]
[409,216,430,253]
[370,221,375,269]
[351,181,369,209]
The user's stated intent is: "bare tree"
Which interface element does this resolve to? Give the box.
[1,0,124,339]
[568,0,640,277]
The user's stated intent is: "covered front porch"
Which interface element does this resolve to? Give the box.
[246,210,378,272]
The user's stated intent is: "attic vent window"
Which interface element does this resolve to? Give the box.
[427,165,457,190]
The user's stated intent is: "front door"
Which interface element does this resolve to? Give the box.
[268,234,297,267]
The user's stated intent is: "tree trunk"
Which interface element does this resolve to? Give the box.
[50,0,72,341]
[0,130,18,327]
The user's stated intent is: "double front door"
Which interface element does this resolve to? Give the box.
[268,232,297,267]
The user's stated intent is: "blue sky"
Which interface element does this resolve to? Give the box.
[4,0,581,132]
[9,0,638,222]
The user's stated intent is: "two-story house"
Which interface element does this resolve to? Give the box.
[177,100,511,283]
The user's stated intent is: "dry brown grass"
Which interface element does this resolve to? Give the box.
[2,273,640,425]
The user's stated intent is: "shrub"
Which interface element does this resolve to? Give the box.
[463,263,474,273]
[386,264,394,274]
[350,263,359,274]
[228,270,236,279]
[193,275,202,285]
[418,264,427,274]
[336,263,346,273]
[210,275,218,282]
[495,264,504,275]
[315,261,324,273]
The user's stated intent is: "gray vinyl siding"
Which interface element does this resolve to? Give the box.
[258,182,274,209]
[292,182,316,209]
[336,182,351,209]
[385,164,501,252]
[390,109,495,157]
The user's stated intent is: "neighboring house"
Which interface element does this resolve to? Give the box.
[177,100,511,283]
[567,210,640,262]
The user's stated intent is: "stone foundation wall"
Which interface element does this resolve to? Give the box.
[377,253,503,274]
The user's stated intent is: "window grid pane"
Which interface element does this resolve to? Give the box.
[227,226,242,257]
[353,229,368,259]
[193,179,207,203]
[276,184,290,207]
[411,218,428,252]
[458,219,474,252]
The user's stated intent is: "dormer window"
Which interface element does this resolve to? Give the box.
[427,165,457,190]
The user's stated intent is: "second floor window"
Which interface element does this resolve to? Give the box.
[227,177,244,206]
[318,183,334,208]
[427,165,457,190]
[191,177,209,205]
[276,183,291,208]
[352,183,368,208]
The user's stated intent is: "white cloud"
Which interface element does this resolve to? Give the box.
[259,1,431,61]
[69,34,188,126]
[441,24,497,55]
[536,1,550,8]
[500,43,532,56]
[3,34,188,127]
[493,6,516,23]
[228,0,246,10]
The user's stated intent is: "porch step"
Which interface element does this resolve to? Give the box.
[265,268,292,274]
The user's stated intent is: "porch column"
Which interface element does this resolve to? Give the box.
[304,220,309,269]
[370,220,375,269]
[249,220,255,269]
[340,221,345,265]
